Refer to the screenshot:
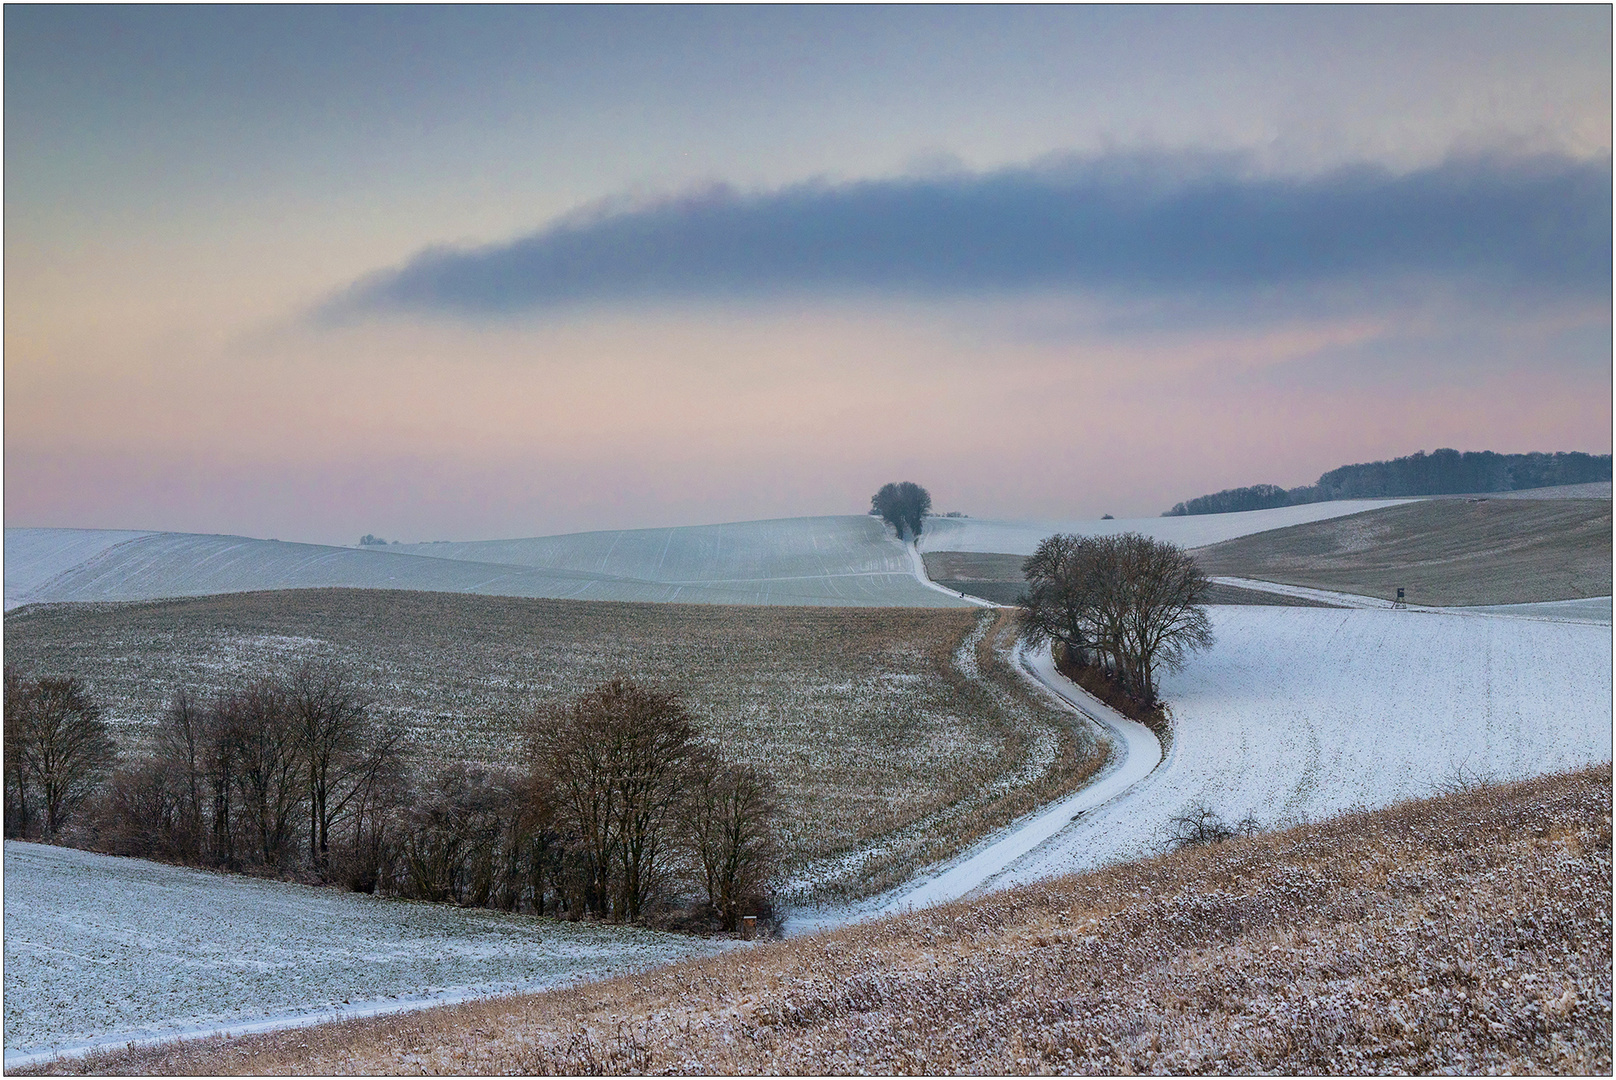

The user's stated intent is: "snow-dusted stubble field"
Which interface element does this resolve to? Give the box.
[995,605,1613,890]
[2,591,1094,900]
[2,841,726,1064]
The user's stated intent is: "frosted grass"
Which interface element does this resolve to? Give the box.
[2,842,726,1064]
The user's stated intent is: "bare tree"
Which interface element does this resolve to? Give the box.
[531,688,619,915]
[1020,534,1111,669]
[337,737,408,893]
[154,688,208,858]
[4,674,116,839]
[287,662,382,873]
[138,669,403,875]
[97,758,183,857]
[1018,534,1129,675]
[230,678,305,866]
[202,689,243,867]
[530,680,698,922]
[681,750,779,930]
[1115,535,1214,699]
[5,667,35,837]
[1166,804,1258,848]
[1021,532,1213,702]
[870,481,932,539]
[398,764,513,903]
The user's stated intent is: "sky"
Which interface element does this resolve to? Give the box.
[6,5,1611,544]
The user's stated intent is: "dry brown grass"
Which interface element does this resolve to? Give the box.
[1192,498,1613,605]
[3,590,1100,901]
[40,765,1610,1076]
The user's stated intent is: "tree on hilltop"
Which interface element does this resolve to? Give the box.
[870,482,932,539]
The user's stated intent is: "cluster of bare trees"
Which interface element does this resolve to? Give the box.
[365,682,777,929]
[1018,532,1214,703]
[4,671,117,840]
[531,680,777,929]
[96,663,405,876]
[6,663,776,931]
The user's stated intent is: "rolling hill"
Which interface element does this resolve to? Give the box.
[7,502,1411,611]
[1191,497,1613,606]
[3,518,958,610]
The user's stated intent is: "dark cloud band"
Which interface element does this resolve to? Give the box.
[323,152,1611,319]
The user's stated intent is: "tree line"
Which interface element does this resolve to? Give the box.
[4,666,777,932]
[1163,449,1612,516]
[1017,532,1213,704]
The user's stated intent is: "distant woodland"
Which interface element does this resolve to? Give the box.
[1164,450,1613,516]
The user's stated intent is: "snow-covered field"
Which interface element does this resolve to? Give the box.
[984,604,1612,892]
[391,516,954,606]
[2,842,726,1067]
[1,529,154,606]
[916,499,1411,555]
[4,518,963,610]
[5,503,1415,611]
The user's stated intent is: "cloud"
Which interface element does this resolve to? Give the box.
[321,151,1611,320]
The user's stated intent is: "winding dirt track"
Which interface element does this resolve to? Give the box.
[875,641,1162,913]
[781,538,1166,926]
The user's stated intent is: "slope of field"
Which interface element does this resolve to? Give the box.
[988,605,1612,892]
[5,519,967,610]
[1,529,154,608]
[2,841,725,1068]
[391,516,932,603]
[915,499,1410,556]
[3,590,1100,902]
[2,532,596,609]
[43,766,1609,1076]
[1192,498,1612,606]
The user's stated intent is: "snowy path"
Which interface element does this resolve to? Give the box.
[777,538,1163,927]
[1211,575,1393,608]
[875,642,1161,912]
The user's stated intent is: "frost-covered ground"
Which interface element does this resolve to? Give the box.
[987,604,1613,891]
[1463,595,1614,623]
[2,529,154,607]
[4,518,963,609]
[2,842,727,1067]
[6,504,1412,611]
[916,499,1410,555]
